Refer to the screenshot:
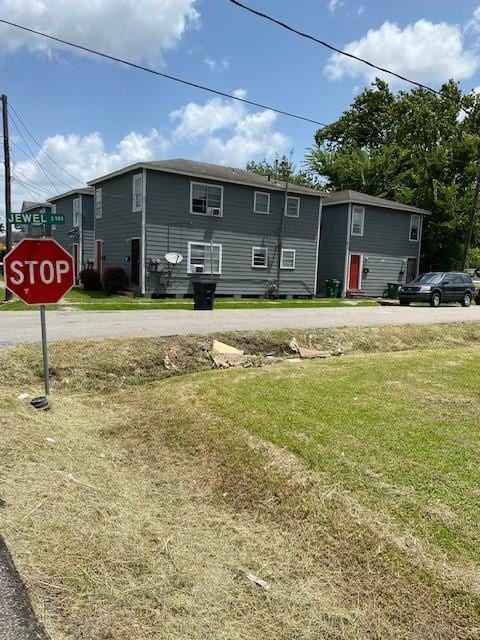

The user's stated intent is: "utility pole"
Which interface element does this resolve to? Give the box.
[2,93,12,301]
[276,166,290,297]
[461,169,480,271]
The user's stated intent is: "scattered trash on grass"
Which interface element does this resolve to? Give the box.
[245,573,270,590]
[45,437,55,445]
[17,393,30,400]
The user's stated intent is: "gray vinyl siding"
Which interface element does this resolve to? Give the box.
[316,204,348,295]
[144,170,320,296]
[51,193,95,269]
[94,171,143,280]
[22,206,52,238]
[349,206,421,296]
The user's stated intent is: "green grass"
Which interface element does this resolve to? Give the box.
[188,347,480,567]
[0,286,377,311]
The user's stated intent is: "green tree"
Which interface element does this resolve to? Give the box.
[307,79,480,270]
[246,155,320,189]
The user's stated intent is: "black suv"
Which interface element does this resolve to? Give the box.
[398,272,476,307]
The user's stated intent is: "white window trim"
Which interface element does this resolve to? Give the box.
[132,174,143,213]
[351,206,365,236]
[251,246,268,268]
[187,241,223,274]
[409,214,421,242]
[72,197,81,228]
[285,196,300,218]
[190,181,224,217]
[280,248,296,270]
[95,187,103,219]
[254,191,270,214]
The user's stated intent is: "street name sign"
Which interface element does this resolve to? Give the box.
[4,238,75,304]
[6,211,65,225]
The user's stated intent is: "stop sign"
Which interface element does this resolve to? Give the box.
[4,238,75,304]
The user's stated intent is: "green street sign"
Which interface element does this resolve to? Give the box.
[7,212,65,225]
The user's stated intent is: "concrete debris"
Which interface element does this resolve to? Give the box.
[212,354,258,369]
[289,338,300,353]
[163,354,177,370]
[246,573,270,590]
[298,346,331,360]
[212,339,244,355]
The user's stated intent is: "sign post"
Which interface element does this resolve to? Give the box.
[4,239,75,403]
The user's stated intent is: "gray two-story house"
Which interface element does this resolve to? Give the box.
[20,201,52,238]
[88,159,324,298]
[317,190,430,297]
[49,188,95,278]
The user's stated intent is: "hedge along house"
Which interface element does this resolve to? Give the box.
[20,201,52,238]
[49,188,95,279]
[88,159,324,297]
[317,190,431,297]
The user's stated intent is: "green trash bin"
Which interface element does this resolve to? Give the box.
[386,282,401,299]
[325,279,341,298]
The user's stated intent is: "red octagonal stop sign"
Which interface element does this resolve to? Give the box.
[4,238,75,305]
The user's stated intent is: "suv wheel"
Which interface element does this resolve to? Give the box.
[461,292,472,307]
[430,292,441,307]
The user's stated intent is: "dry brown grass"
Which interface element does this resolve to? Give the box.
[1,326,480,639]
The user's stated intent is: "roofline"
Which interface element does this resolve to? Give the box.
[87,162,325,197]
[21,202,51,213]
[49,187,94,202]
[323,198,431,216]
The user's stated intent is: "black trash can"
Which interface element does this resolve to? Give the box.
[192,281,217,310]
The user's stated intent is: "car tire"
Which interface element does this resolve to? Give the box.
[400,300,410,306]
[430,292,441,307]
[461,292,472,307]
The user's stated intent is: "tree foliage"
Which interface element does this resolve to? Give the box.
[246,155,320,189]
[307,79,480,269]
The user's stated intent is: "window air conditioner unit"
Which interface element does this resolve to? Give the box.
[193,265,204,273]
[208,207,221,216]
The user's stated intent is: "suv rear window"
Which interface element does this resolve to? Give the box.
[463,275,474,284]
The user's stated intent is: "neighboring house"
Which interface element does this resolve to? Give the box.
[20,201,52,238]
[88,159,324,297]
[49,188,95,278]
[317,190,431,297]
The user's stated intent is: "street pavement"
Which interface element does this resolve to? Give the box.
[1,305,480,345]
[0,537,49,640]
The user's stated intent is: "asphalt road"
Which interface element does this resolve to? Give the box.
[1,305,480,345]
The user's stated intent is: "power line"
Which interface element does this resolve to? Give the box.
[229,0,444,96]
[8,102,84,186]
[0,18,328,127]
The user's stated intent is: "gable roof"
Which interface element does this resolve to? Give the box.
[48,187,94,202]
[323,190,431,215]
[87,158,325,197]
[21,201,51,213]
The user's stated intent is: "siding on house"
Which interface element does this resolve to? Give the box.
[20,203,52,238]
[92,167,322,297]
[50,191,95,271]
[316,204,349,295]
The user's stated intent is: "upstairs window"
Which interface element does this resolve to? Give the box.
[351,205,365,236]
[132,174,143,212]
[72,197,81,227]
[191,182,223,216]
[252,246,268,268]
[95,187,102,219]
[280,248,296,269]
[254,191,270,214]
[410,214,420,241]
[51,203,57,231]
[285,196,300,217]
[187,242,222,274]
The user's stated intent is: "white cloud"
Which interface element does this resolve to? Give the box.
[325,19,479,85]
[328,0,344,14]
[204,56,230,71]
[0,0,199,62]
[6,129,168,213]
[466,6,480,35]
[169,91,289,166]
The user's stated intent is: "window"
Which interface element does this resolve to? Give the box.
[132,174,143,212]
[254,191,270,214]
[280,248,296,269]
[285,196,300,218]
[410,214,420,241]
[187,242,222,274]
[191,182,223,216]
[72,197,81,227]
[351,206,365,236]
[95,187,102,219]
[252,246,268,268]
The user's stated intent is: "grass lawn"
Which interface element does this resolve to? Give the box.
[1,325,479,638]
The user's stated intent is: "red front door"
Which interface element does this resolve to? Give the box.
[348,254,361,290]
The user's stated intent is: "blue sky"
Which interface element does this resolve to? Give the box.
[1,0,480,217]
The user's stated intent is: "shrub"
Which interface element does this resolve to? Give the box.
[79,268,102,291]
[102,266,128,295]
